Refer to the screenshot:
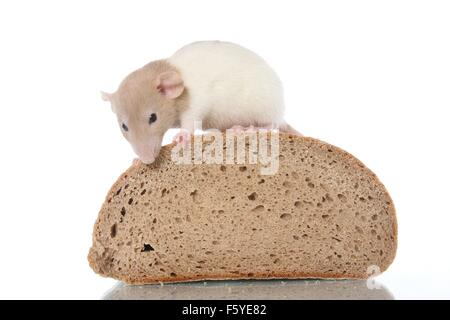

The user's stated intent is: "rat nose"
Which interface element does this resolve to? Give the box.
[133,144,156,164]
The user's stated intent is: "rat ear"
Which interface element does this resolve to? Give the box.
[155,71,184,99]
[101,91,112,101]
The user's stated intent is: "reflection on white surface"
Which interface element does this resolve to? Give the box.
[103,279,394,300]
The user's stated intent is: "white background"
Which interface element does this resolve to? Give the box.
[0,0,449,299]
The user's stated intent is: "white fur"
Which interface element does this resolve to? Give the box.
[168,41,286,131]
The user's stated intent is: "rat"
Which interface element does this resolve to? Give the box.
[101,41,301,164]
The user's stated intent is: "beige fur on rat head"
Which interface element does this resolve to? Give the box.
[102,60,188,164]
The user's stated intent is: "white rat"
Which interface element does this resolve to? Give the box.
[102,41,300,164]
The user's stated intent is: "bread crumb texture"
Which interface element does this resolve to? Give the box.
[88,134,397,284]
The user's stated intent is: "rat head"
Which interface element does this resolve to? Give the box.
[102,61,185,164]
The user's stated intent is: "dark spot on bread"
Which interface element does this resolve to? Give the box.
[141,244,154,252]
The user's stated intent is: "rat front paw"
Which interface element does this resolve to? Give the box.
[173,129,192,147]
[132,158,140,166]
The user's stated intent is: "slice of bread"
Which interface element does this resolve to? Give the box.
[88,133,397,284]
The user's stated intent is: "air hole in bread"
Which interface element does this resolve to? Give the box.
[170,272,177,277]
[110,224,117,238]
[128,198,133,205]
[115,188,122,196]
[190,190,199,203]
[161,188,168,197]
[258,179,265,184]
[239,166,247,172]
[141,244,154,252]
[337,194,347,202]
[120,207,126,216]
[280,213,292,220]
[307,182,315,188]
[247,192,257,201]
[220,165,226,172]
[140,189,147,195]
[251,205,265,213]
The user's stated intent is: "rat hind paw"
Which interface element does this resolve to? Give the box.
[230,125,244,132]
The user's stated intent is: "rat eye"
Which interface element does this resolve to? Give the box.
[121,123,128,132]
[149,113,157,124]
